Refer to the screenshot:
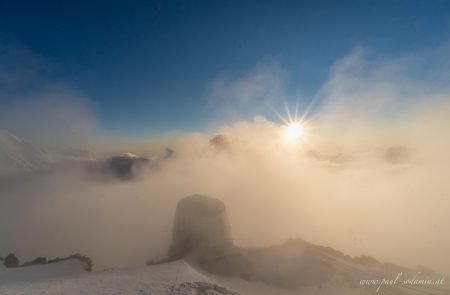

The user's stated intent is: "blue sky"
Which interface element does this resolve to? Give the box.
[0,0,449,138]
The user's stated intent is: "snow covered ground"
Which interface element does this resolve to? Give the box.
[0,259,243,295]
[1,256,448,295]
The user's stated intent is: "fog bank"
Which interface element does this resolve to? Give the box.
[1,48,449,275]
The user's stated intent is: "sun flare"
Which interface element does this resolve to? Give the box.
[282,122,305,143]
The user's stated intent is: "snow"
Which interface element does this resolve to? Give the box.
[0,259,87,285]
[123,152,139,159]
[0,260,241,295]
[2,257,448,294]
[0,129,94,177]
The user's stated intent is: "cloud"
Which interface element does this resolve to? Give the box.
[0,86,101,149]
[311,46,450,148]
[207,62,286,121]
[1,45,450,277]
[0,45,102,149]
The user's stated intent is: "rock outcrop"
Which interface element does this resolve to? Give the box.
[1,253,92,271]
[4,253,19,268]
[168,194,234,260]
[87,153,150,180]
[159,195,431,291]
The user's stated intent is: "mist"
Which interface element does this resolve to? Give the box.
[1,47,449,277]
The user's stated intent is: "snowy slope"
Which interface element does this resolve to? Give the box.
[1,256,449,295]
[0,260,240,295]
[0,129,50,175]
[0,259,88,286]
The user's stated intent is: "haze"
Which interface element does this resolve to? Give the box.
[1,46,449,278]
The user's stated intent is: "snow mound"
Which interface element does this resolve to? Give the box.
[123,152,139,158]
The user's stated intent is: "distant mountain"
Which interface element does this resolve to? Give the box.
[0,129,51,175]
[87,152,150,180]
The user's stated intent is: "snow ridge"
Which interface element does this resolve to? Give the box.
[0,129,50,175]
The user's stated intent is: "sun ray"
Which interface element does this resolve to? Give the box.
[294,100,299,121]
[277,99,317,147]
[283,100,293,123]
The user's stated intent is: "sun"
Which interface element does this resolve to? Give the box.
[277,101,312,145]
[282,121,305,143]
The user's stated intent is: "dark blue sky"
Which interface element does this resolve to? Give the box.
[0,0,449,137]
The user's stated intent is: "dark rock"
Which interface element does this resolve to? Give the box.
[22,256,47,267]
[210,134,231,150]
[105,154,149,180]
[168,195,234,260]
[4,253,19,268]
[163,148,175,159]
[384,146,409,164]
[87,153,150,181]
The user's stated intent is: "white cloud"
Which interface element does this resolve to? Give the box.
[1,46,450,276]
[0,86,101,149]
[0,45,102,149]
[207,62,286,121]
